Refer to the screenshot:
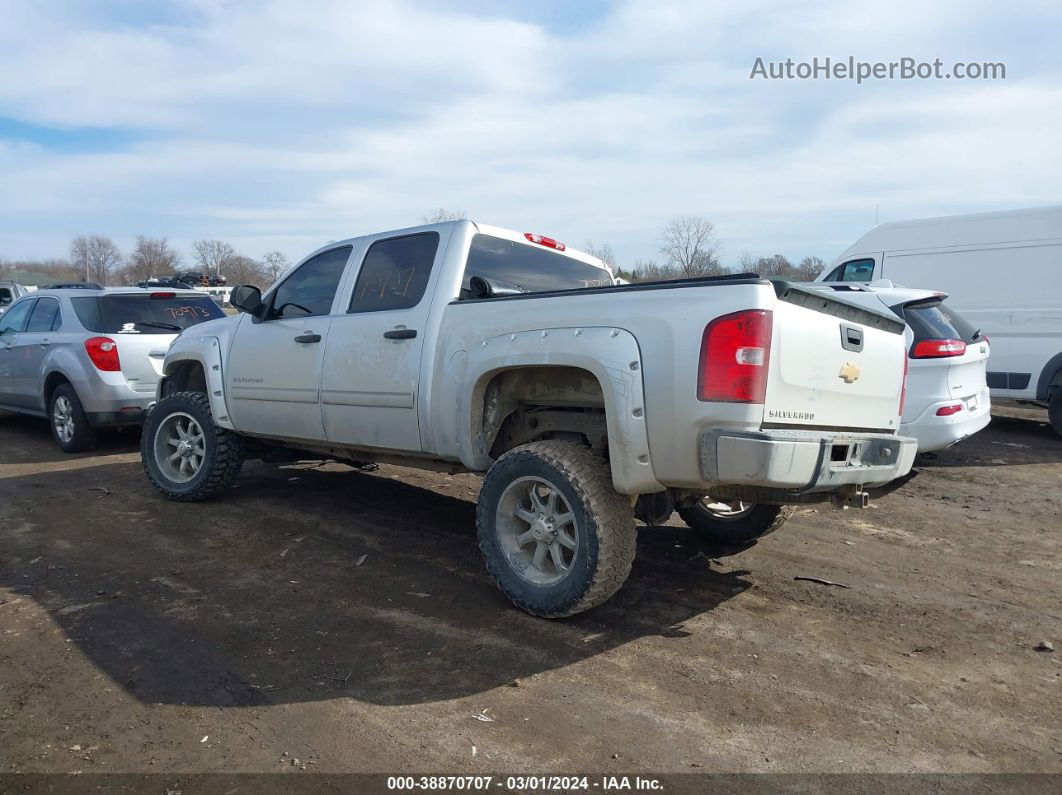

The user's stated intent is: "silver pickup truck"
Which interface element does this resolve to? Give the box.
[142,220,917,617]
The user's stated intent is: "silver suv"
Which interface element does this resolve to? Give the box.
[0,281,29,317]
[0,286,224,452]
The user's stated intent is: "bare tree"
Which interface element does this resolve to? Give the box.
[424,208,467,223]
[584,241,617,271]
[70,235,122,284]
[261,251,289,285]
[736,251,757,273]
[632,258,676,282]
[125,236,179,283]
[659,217,724,277]
[797,256,826,281]
[191,239,237,276]
[750,254,795,278]
[225,255,268,286]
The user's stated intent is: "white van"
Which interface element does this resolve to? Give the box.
[816,205,1062,435]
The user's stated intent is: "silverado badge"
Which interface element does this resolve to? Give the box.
[838,362,861,384]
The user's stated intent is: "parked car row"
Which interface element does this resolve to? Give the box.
[0,212,1035,617]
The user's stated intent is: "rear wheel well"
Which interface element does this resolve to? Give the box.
[43,372,71,405]
[478,367,609,460]
[162,361,208,397]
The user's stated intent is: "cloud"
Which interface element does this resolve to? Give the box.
[0,0,1059,268]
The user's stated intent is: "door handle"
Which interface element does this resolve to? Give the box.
[383,328,417,340]
[294,333,321,343]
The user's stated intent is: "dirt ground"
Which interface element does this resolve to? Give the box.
[1,406,1060,779]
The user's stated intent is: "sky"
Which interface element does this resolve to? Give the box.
[1,0,1060,270]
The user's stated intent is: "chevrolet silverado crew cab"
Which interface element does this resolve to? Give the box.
[141,220,917,617]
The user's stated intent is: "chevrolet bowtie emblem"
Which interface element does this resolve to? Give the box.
[838,362,861,383]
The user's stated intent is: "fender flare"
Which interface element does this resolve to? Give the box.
[163,337,234,429]
[455,326,661,495]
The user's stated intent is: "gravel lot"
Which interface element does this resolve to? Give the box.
[1,406,1060,779]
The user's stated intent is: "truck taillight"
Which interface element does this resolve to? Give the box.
[697,310,772,403]
[911,338,966,358]
[85,337,121,371]
[524,232,566,251]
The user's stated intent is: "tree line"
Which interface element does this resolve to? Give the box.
[585,216,825,283]
[1,235,291,287]
[1,214,828,289]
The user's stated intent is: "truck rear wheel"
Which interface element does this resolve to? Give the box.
[677,499,793,543]
[141,391,244,501]
[477,441,636,618]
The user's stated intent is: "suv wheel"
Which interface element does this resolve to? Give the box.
[141,391,244,501]
[677,499,793,543]
[477,441,636,618]
[49,383,98,453]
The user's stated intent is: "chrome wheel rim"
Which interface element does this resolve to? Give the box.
[496,476,578,586]
[154,412,206,483]
[701,499,753,521]
[53,396,75,443]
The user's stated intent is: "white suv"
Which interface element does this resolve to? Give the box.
[813,283,991,453]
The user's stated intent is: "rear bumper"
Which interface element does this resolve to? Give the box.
[698,428,918,492]
[901,388,992,453]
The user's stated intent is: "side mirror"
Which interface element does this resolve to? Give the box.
[230,284,263,315]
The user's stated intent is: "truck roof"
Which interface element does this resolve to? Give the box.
[308,219,614,277]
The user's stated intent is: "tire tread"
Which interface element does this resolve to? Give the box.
[477,440,636,618]
[141,391,244,501]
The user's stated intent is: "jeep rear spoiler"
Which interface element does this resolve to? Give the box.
[771,281,906,335]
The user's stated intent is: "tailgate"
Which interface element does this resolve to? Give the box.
[763,286,906,432]
[114,333,176,393]
[946,341,990,398]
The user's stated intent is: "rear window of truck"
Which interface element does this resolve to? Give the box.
[462,234,612,298]
[71,294,224,334]
[895,299,981,343]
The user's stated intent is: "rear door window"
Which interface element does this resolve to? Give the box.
[462,235,612,298]
[71,294,224,334]
[26,297,61,332]
[898,300,981,343]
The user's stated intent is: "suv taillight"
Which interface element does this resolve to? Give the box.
[911,338,966,358]
[697,310,772,403]
[85,337,120,371]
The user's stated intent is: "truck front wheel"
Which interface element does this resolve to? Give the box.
[141,391,244,501]
[477,441,636,618]
[676,499,793,543]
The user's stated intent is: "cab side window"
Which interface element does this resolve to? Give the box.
[348,233,439,313]
[0,299,35,334]
[837,258,875,282]
[267,246,352,320]
[26,297,61,332]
